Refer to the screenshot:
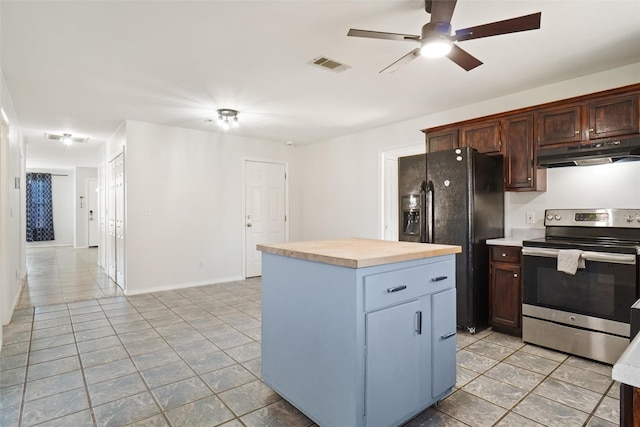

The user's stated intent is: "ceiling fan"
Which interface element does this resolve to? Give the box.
[347,0,541,73]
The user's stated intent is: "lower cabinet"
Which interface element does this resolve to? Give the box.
[261,253,457,427]
[366,299,423,427]
[365,288,457,427]
[489,246,523,336]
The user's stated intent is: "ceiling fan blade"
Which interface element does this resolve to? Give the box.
[447,44,483,71]
[429,0,457,25]
[380,48,420,73]
[453,12,541,42]
[347,29,420,42]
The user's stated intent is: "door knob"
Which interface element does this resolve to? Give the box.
[247,223,252,228]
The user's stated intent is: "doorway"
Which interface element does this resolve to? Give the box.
[244,160,287,278]
[107,152,125,289]
[87,178,99,247]
[380,145,425,241]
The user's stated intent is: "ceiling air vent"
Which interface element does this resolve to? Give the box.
[310,56,350,73]
[45,133,89,143]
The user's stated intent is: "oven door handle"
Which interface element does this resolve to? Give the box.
[522,247,636,265]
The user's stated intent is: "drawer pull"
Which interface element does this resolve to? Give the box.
[441,331,456,340]
[386,285,407,293]
[431,276,448,282]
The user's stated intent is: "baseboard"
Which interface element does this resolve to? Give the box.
[2,273,26,326]
[26,243,73,248]
[124,275,245,296]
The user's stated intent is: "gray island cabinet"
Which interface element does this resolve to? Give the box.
[257,238,462,427]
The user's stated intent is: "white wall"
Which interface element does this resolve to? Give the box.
[74,167,98,248]
[506,161,640,230]
[0,69,27,333]
[299,63,640,241]
[123,120,300,295]
[25,169,74,247]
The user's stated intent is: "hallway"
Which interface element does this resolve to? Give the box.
[19,247,124,308]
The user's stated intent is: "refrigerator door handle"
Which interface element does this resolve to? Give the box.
[419,181,427,243]
[426,180,434,243]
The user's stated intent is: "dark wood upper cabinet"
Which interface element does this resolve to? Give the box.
[425,127,458,153]
[536,104,583,147]
[422,84,640,192]
[588,94,639,140]
[460,120,502,155]
[503,114,546,192]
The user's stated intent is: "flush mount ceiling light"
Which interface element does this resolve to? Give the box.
[44,132,89,146]
[215,109,239,131]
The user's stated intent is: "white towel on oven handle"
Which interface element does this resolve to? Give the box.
[557,249,586,275]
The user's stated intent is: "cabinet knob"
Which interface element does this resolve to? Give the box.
[574,130,580,134]
[514,273,518,278]
[502,253,506,257]
[589,128,594,132]
[527,177,532,181]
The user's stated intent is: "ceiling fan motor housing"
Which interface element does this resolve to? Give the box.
[422,22,452,39]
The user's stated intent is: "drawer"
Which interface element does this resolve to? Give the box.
[491,246,521,264]
[363,259,455,312]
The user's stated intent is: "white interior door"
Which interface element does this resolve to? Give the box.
[107,158,116,280]
[245,160,286,278]
[114,153,125,288]
[107,152,124,289]
[98,166,106,269]
[87,178,99,247]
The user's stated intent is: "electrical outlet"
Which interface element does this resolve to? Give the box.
[526,211,535,224]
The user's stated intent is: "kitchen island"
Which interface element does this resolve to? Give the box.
[257,238,462,427]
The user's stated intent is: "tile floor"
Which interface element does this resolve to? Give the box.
[18,247,124,309]
[0,247,621,426]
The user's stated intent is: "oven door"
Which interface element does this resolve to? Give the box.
[522,247,637,325]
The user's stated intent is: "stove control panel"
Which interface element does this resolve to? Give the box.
[544,209,640,228]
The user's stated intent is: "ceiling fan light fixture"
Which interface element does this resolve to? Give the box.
[420,38,452,58]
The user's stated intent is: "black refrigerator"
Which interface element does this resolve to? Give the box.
[398,147,504,333]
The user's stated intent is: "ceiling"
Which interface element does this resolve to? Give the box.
[2,0,640,169]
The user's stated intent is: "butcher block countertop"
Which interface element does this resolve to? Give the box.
[257,238,462,268]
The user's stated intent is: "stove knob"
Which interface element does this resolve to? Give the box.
[626,215,634,222]
[637,216,640,223]
[554,214,562,220]
[546,214,554,221]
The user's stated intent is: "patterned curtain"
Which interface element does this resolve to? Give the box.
[26,173,55,242]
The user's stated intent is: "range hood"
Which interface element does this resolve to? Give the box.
[537,137,640,168]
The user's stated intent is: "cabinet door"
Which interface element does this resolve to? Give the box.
[588,94,640,139]
[366,300,422,427]
[460,120,502,155]
[431,288,456,398]
[426,128,459,153]
[490,262,522,331]
[536,104,583,147]
[503,114,538,191]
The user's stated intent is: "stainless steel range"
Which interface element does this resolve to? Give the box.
[522,208,640,364]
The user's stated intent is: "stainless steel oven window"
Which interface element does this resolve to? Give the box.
[522,252,637,323]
